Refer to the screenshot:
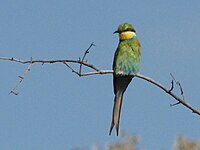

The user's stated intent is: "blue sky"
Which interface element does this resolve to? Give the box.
[0,0,200,149]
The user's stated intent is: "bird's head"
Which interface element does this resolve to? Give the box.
[114,23,136,41]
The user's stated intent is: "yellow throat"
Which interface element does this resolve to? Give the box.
[119,31,136,40]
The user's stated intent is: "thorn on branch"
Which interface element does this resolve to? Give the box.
[170,102,181,107]
[8,90,19,95]
[169,80,174,92]
[18,76,24,80]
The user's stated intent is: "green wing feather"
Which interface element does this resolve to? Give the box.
[113,37,141,76]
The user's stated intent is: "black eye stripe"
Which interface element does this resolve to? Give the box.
[117,28,136,33]
[122,28,136,33]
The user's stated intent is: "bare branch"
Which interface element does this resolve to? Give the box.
[0,43,199,115]
[134,73,200,115]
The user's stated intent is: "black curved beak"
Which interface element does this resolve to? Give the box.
[113,30,119,34]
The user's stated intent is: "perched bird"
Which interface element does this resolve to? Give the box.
[109,23,141,136]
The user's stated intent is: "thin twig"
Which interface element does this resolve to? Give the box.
[0,57,101,71]
[170,73,185,100]
[63,61,112,76]
[63,62,80,76]
[79,42,96,74]
[9,57,33,95]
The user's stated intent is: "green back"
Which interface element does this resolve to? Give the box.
[113,37,141,75]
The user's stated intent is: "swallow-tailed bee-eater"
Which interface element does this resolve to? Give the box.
[109,23,141,136]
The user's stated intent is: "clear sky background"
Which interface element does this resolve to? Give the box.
[0,0,200,150]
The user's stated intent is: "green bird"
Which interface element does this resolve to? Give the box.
[109,23,141,136]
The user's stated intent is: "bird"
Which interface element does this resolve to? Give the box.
[109,23,141,136]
